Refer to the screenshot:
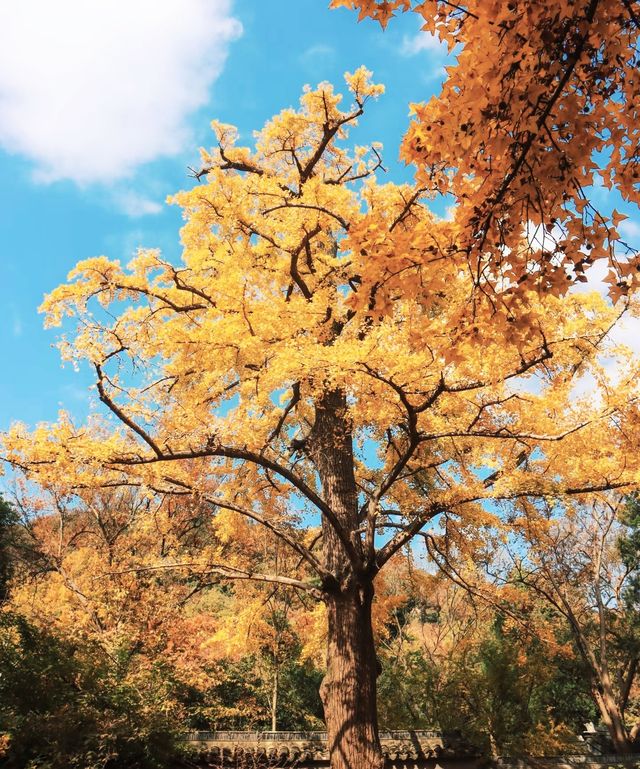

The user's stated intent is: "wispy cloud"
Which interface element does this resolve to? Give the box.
[300,43,336,73]
[620,218,640,244]
[302,44,335,60]
[114,191,163,218]
[400,31,446,57]
[0,0,242,185]
[6,303,23,338]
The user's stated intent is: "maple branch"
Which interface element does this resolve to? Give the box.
[473,0,600,258]
[438,0,479,20]
[622,0,640,28]
[389,187,427,232]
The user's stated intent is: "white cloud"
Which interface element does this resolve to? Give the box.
[620,219,640,243]
[0,0,241,184]
[302,44,335,60]
[400,32,445,57]
[570,260,640,380]
[114,191,163,218]
[443,204,456,222]
[300,44,336,75]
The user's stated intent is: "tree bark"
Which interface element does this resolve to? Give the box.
[308,388,384,769]
[322,581,383,769]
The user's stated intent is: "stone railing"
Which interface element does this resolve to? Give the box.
[185,729,453,763]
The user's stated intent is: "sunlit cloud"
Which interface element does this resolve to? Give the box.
[114,191,163,218]
[0,0,242,184]
[400,31,445,57]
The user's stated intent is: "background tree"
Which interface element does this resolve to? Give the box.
[619,493,640,611]
[376,572,595,757]
[0,610,184,769]
[500,495,640,751]
[3,481,325,738]
[3,70,640,769]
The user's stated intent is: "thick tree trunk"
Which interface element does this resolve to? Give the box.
[308,388,384,769]
[321,581,383,769]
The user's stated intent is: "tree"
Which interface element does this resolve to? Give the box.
[619,493,640,610]
[376,571,594,756]
[331,0,640,309]
[504,495,640,751]
[4,480,325,736]
[3,70,640,769]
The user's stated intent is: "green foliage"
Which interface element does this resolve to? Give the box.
[377,615,595,757]
[0,496,17,603]
[620,494,640,611]
[182,654,323,732]
[274,660,324,730]
[0,613,185,769]
[377,649,435,730]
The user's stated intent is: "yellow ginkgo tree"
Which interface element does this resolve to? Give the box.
[4,70,640,769]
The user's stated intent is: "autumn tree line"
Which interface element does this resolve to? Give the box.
[0,485,639,768]
[2,1,640,768]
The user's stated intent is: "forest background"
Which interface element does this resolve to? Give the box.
[1,1,640,768]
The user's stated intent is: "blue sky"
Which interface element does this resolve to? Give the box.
[1,0,638,433]
[0,0,451,431]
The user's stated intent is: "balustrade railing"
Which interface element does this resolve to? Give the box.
[184,730,443,743]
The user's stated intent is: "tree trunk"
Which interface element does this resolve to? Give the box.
[308,388,384,769]
[271,662,278,733]
[593,683,634,754]
[321,581,383,769]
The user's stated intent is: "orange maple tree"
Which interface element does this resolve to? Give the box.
[3,67,640,768]
[332,0,640,314]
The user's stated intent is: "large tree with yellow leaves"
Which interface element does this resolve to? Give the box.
[3,68,640,768]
